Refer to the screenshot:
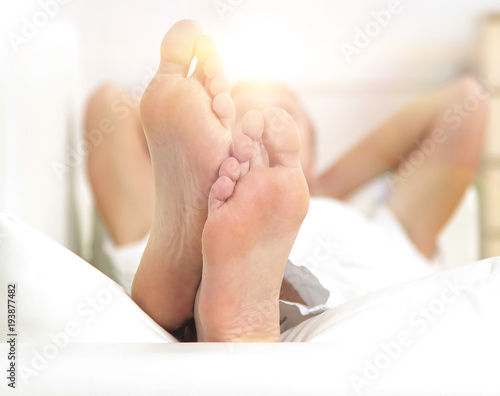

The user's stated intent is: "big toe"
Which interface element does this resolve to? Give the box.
[262,108,302,168]
[159,19,202,76]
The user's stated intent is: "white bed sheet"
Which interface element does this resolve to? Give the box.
[1,214,499,395]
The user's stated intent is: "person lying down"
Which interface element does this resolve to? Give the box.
[85,20,489,342]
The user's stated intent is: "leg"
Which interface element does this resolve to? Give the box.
[131,20,234,331]
[85,84,154,245]
[313,76,488,258]
[195,109,309,342]
[388,76,489,257]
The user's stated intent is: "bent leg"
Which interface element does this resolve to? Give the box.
[85,83,154,245]
[388,76,489,258]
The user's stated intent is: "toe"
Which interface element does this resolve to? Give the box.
[240,110,264,140]
[208,175,235,211]
[194,35,216,63]
[232,134,254,163]
[232,110,265,172]
[213,93,235,129]
[159,19,202,76]
[192,35,216,82]
[210,75,231,97]
[204,54,224,80]
[262,108,301,168]
[219,157,241,182]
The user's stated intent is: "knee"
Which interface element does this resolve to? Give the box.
[85,83,135,133]
[454,74,491,115]
[86,83,123,115]
[450,74,490,137]
[455,74,480,94]
[441,75,490,168]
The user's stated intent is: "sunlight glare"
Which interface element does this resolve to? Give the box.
[217,23,311,83]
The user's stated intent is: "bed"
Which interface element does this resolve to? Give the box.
[1,214,499,394]
[2,4,500,394]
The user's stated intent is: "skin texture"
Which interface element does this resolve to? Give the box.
[311,76,489,257]
[85,22,488,340]
[195,109,309,341]
[129,20,309,341]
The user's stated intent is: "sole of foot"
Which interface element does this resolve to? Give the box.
[132,19,235,331]
[195,108,310,342]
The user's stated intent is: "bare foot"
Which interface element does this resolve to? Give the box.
[195,108,310,342]
[131,20,235,331]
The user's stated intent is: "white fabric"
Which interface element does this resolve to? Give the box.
[102,197,441,318]
[1,213,500,395]
[102,231,149,295]
[0,215,176,345]
[288,198,439,311]
[280,258,500,394]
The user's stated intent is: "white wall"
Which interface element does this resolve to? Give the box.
[6,0,499,166]
[2,0,499,260]
[1,4,83,250]
[69,0,500,168]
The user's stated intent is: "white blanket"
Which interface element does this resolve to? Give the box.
[1,214,499,395]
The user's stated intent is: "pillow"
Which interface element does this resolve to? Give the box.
[0,214,175,344]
